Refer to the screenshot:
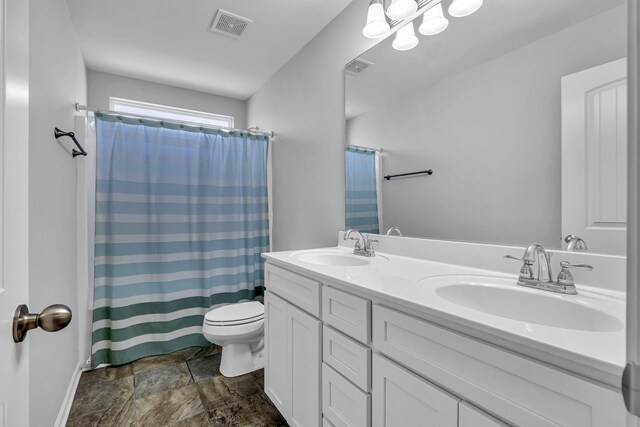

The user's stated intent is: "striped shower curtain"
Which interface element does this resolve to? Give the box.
[91,114,269,367]
[345,148,380,234]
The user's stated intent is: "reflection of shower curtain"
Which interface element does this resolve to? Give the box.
[91,114,269,367]
[345,148,380,234]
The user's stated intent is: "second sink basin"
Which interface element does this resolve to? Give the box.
[420,275,623,332]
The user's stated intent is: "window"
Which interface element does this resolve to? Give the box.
[109,97,234,128]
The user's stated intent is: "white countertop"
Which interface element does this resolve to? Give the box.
[263,246,626,389]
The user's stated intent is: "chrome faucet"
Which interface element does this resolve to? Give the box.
[523,243,553,284]
[505,243,592,295]
[564,234,588,251]
[344,229,378,257]
[386,227,403,237]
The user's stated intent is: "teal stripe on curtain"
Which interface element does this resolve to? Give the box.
[345,148,380,234]
[91,116,269,367]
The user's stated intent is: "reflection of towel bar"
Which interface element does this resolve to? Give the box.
[54,127,87,157]
[384,169,433,180]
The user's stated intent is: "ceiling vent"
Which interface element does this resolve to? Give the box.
[345,58,374,75]
[210,9,253,40]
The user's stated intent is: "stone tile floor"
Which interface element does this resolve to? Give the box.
[66,345,288,426]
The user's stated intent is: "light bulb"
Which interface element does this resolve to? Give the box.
[386,0,418,21]
[392,22,419,51]
[362,0,390,39]
[448,0,483,17]
[418,3,449,36]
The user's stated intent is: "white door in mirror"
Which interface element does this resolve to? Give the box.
[562,58,627,255]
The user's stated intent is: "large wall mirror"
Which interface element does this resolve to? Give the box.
[344,0,627,255]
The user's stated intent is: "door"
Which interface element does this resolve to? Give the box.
[561,58,627,255]
[372,354,459,427]
[265,291,291,416]
[289,304,321,427]
[265,290,322,427]
[0,1,30,426]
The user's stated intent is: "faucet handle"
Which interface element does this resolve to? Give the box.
[556,261,592,295]
[350,237,362,250]
[504,255,528,263]
[559,261,593,271]
[504,255,534,281]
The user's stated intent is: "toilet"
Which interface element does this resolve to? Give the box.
[202,300,265,377]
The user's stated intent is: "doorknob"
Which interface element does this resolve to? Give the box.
[12,304,72,343]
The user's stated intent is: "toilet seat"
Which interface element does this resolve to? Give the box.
[204,301,264,327]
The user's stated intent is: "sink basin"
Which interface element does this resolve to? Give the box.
[294,252,371,267]
[421,276,623,332]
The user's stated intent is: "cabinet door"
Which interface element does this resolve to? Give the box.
[459,402,509,427]
[289,304,322,427]
[265,291,291,417]
[372,354,459,427]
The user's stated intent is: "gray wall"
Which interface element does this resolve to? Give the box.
[28,0,87,425]
[347,5,626,248]
[247,0,376,251]
[88,70,247,128]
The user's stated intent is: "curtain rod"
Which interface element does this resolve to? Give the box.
[75,103,275,138]
[346,144,382,153]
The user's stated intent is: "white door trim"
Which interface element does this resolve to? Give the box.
[0,0,30,426]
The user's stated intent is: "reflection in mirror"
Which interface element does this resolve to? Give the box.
[345,146,382,234]
[345,0,627,255]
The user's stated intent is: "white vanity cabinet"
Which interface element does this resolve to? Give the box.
[265,265,322,427]
[264,262,627,427]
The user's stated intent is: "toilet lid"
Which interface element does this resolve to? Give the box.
[204,301,264,326]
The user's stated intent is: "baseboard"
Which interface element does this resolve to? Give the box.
[54,361,83,427]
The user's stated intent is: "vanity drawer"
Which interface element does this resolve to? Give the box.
[322,363,371,427]
[323,326,371,391]
[322,286,370,344]
[265,263,321,317]
[372,304,626,427]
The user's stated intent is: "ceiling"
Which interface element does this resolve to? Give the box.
[346,0,625,119]
[66,0,353,100]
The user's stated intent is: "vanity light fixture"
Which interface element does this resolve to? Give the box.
[448,0,483,18]
[363,0,391,39]
[418,3,449,36]
[392,22,419,51]
[386,0,418,21]
[362,0,481,51]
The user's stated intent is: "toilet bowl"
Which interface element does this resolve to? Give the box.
[202,301,265,377]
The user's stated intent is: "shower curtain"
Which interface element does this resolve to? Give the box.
[345,148,380,234]
[91,114,269,367]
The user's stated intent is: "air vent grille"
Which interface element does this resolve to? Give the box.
[345,58,374,75]
[210,9,253,39]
